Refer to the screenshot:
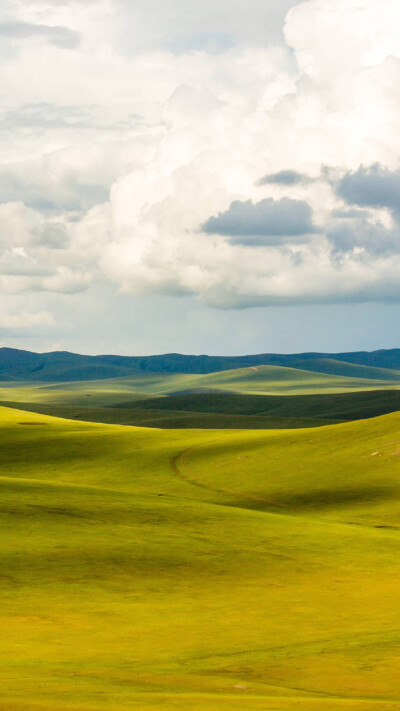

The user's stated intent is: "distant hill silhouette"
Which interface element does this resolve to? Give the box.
[1,346,400,382]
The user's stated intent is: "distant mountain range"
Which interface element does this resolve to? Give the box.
[1,346,400,382]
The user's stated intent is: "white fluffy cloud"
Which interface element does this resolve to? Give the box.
[0,0,399,311]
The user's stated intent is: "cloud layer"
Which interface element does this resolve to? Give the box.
[0,20,80,48]
[0,0,399,324]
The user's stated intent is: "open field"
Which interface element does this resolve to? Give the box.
[2,363,400,403]
[1,404,400,709]
[1,364,400,429]
[0,400,336,430]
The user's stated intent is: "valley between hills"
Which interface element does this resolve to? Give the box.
[1,348,400,710]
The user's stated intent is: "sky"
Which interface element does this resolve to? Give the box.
[0,0,400,356]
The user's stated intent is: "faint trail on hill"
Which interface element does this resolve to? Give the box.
[171,442,400,528]
[170,441,298,512]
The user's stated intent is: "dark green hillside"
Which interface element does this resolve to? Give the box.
[122,389,400,422]
[2,388,399,430]
[0,348,136,381]
[1,361,400,431]
[2,346,400,382]
[0,400,332,429]
[280,357,400,380]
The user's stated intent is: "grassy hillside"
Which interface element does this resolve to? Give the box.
[6,389,399,430]
[3,346,400,382]
[283,357,400,380]
[2,364,400,402]
[1,405,400,709]
[1,366,400,430]
[130,389,400,421]
[0,400,335,429]
[172,364,400,395]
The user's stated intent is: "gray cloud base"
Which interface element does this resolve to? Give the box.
[202,198,316,243]
[258,170,313,186]
[337,164,400,216]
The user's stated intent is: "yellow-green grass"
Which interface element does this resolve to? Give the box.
[1,405,400,710]
[0,400,339,429]
[2,365,400,431]
[3,363,400,405]
[0,380,162,408]
[1,364,400,433]
[185,364,400,395]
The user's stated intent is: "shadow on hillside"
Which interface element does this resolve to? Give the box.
[226,485,397,513]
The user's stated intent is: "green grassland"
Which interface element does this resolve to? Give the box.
[3,364,400,402]
[178,364,400,395]
[124,389,400,421]
[274,357,400,381]
[1,404,400,710]
[1,364,400,430]
[0,400,335,430]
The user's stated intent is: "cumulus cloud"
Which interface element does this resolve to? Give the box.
[0,0,399,313]
[202,198,315,243]
[258,170,314,186]
[336,164,400,216]
[327,215,400,256]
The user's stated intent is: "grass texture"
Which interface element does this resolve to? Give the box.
[0,404,400,709]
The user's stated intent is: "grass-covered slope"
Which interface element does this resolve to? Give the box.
[283,357,400,380]
[3,346,400,382]
[2,365,400,403]
[1,405,400,709]
[163,364,400,395]
[2,366,400,430]
[0,365,395,431]
[0,400,334,429]
[131,389,400,421]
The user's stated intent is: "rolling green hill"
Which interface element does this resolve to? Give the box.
[0,400,335,430]
[1,405,400,709]
[2,346,400,382]
[2,364,400,403]
[164,364,400,395]
[1,363,400,430]
[123,389,400,421]
[281,357,400,380]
